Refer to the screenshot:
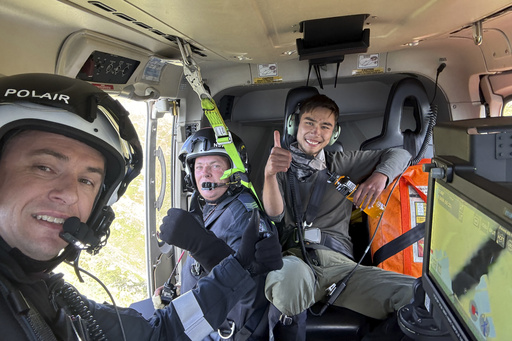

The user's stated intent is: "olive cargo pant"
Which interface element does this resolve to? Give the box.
[265,249,415,319]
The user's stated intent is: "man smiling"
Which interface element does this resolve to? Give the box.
[295,106,336,156]
[0,130,105,261]
[262,93,416,340]
[0,73,282,341]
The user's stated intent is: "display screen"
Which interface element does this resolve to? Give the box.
[428,181,512,340]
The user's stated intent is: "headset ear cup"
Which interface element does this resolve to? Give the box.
[183,173,194,192]
[286,114,298,137]
[329,124,341,145]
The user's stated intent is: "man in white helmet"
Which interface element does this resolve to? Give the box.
[0,73,282,341]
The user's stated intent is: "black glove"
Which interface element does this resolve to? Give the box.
[159,208,234,272]
[235,210,284,275]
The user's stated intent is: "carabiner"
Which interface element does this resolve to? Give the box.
[176,38,211,100]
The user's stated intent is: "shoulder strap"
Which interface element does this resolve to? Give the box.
[234,304,269,341]
[304,170,329,225]
[236,192,260,212]
[288,169,329,226]
[287,170,328,273]
[0,272,58,341]
[288,171,303,224]
[372,222,425,265]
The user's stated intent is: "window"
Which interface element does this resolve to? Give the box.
[55,98,148,307]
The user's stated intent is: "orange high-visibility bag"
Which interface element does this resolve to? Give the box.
[368,159,430,277]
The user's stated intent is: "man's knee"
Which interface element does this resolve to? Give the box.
[265,256,315,316]
[389,279,415,311]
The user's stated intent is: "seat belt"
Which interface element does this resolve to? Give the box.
[371,173,427,266]
[372,222,425,265]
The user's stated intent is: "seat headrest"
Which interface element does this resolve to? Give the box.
[360,77,433,163]
[282,86,319,149]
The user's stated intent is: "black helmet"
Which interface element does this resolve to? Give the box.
[179,127,249,192]
[0,73,142,255]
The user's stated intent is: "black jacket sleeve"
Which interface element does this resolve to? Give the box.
[91,255,255,341]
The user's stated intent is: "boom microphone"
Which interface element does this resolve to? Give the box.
[60,216,100,250]
[201,182,228,190]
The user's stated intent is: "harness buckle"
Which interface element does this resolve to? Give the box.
[326,283,336,296]
[279,314,293,326]
[304,227,321,244]
[218,320,235,339]
[191,260,203,277]
[214,130,233,146]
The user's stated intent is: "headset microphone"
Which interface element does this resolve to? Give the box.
[60,216,100,250]
[201,182,228,190]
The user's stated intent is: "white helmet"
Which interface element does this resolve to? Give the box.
[0,73,142,255]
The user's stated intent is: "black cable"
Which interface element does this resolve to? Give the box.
[63,261,127,341]
[160,250,185,305]
[309,161,410,317]
[430,63,446,106]
[410,63,445,165]
[411,104,437,165]
[57,282,108,341]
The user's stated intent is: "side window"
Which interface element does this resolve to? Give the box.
[503,96,512,116]
[55,98,147,307]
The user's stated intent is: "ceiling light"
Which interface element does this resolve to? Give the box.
[282,50,297,56]
[405,40,420,47]
[233,55,252,61]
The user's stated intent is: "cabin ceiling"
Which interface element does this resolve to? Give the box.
[60,0,512,63]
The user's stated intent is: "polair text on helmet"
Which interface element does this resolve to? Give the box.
[3,89,70,104]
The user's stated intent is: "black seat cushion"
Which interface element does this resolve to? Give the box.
[307,303,374,340]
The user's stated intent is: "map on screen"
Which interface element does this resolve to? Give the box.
[429,182,512,341]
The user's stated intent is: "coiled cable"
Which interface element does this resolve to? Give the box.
[54,263,127,341]
[410,62,445,165]
[57,282,108,341]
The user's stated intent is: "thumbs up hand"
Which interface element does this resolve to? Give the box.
[264,130,292,178]
[273,129,282,149]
